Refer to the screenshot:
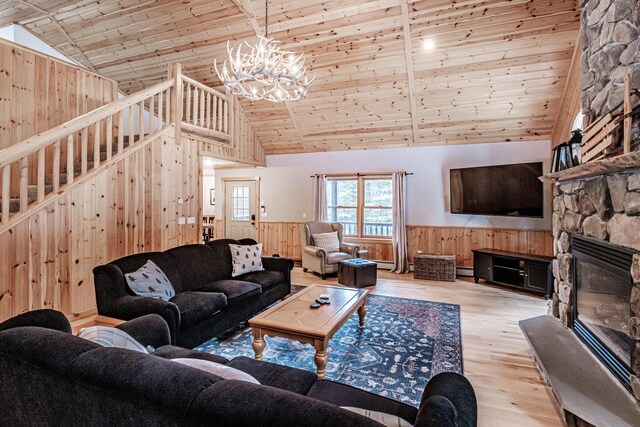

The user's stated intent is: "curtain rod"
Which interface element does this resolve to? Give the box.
[309,172,413,178]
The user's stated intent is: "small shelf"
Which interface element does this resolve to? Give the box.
[493,265,522,273]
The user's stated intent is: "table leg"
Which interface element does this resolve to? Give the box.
[357,302,367,327]
[252,334,265,360]
[314,350,328,379]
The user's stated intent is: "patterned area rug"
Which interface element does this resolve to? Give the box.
[195,291,462,407]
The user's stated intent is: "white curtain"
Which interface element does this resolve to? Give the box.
[313,174,327,221]
[391,172,409,273]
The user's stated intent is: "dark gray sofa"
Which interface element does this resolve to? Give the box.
[0,310,478,427]
[93,238,294,348]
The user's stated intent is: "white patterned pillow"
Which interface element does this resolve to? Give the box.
[229,243,264,277]
[78,326,148,354]
[342,407,412,427]
[172,358,260,384]
[312,231,340,253]
[125,260,175,301]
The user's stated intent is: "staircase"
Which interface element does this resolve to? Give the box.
[0,63,231,234]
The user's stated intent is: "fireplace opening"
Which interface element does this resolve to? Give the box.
[572,234,635,392]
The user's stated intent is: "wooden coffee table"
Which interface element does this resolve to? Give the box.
[248,284,369,378]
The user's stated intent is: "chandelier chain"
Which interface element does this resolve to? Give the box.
[265,0,269,38]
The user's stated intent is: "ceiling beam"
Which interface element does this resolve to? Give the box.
[400,0,419,145]
[17,0,98,73]
[230,0,261,35]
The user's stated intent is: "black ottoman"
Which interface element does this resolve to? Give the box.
[338,258,377,288]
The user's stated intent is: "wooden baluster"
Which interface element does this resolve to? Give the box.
[118,111,124,154]
[223,99,229,134]
[66,135,74,185]
[192,87,199,125]
[157,91,163,131]
[185,84,191,124]
[1,166,9,223]
[93,120,101,168]
[212,95,218,130]
[164,88,171,125]
[37,148,45,202]
[81,127,88,175]
[200,89,205,127]
[19,157,28,211]
[138,100,145,144]
[129,104,135,146]
[149,94,155,134]
[106,115,113,161]
[52,140,60,193]
[217,97,223,131]
[206,92,211,129]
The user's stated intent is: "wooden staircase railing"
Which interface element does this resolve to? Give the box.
[180,74,231,142]
[0,63,233,234]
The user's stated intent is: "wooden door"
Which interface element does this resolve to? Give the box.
[224,179,258,240]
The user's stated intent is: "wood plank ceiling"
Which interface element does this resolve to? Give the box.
[0,0,580,154]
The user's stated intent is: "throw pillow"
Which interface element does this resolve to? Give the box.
[312,231,340,253]
[229,243,264,277]
[78,326,148,353]
[125,260,175,301]
[341,407,412,427]
[172,358,260,384]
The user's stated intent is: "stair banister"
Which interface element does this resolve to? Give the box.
[0,79,174,170]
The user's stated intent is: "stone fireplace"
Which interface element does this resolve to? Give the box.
[551,171,640,398]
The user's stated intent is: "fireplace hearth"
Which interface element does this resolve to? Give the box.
[572,234,635,392]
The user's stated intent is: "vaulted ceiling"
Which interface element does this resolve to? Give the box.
[1,0,580,154]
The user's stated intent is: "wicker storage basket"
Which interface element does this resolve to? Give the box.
[413,254,456,281]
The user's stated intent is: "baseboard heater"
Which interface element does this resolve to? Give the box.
[375,261,473,277]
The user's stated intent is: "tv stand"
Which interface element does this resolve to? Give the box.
[472,249,553,298]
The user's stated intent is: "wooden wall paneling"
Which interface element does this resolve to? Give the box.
[0,130,202,322]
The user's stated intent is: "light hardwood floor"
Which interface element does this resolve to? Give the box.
[292,268,564,427]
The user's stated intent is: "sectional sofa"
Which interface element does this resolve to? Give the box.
[0,309,478,426]
[93,239,294,348]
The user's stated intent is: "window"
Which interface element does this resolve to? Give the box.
[326,176,393,238]
[231,185,250,220]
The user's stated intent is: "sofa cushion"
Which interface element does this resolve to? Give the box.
[226,356,318,395]
[306,380,418,424]
[78,326,148,353]
[236,270,285,291]
[165,245,221,291]
[342,407,412,427]
[152,345,230,364]
[205,239,239,279]
[312,231,340,252]
[172,358,260,384]
[125,260,175,301]
[169,291,227,328]
[111,252,183,293]
[229,243,264,277]
[326,252,352,265]
[196,280,261,306]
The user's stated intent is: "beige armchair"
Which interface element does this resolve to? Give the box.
[299,222,360,279]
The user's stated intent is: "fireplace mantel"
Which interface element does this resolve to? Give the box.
[540,150,640,183]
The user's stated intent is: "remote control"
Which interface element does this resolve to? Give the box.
[310,303,321,308]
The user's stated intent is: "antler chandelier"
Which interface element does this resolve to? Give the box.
[214,0,314,103]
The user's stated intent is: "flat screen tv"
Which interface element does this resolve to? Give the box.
[450,162,544,217]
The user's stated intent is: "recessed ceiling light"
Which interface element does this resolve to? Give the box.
[422,38,436,51]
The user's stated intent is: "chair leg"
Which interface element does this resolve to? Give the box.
[321,274,326,280]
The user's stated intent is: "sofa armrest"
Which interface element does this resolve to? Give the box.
[414,372,477,427]
[304,245,327,257]
[340,242,360,258]
[262,256,294,288]
[113,296,181,345]
[116,314,172,349]
[262,257,294,273]
[0,309,71,334]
